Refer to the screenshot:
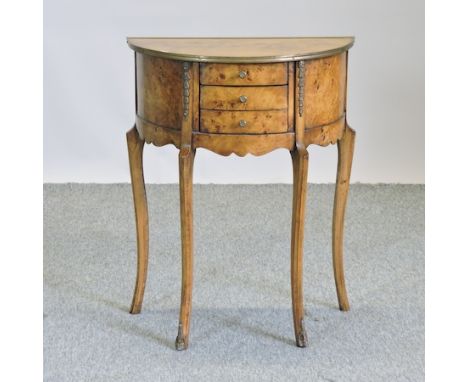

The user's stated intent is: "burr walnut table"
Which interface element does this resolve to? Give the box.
[126,37,356,350]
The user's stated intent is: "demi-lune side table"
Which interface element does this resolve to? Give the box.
[125,37,356,350]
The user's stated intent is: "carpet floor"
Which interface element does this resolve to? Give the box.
[44,184,424,381]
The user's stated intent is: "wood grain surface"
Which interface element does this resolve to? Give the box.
[193,132,294,156]
[303,116,345,147]
[200,110,288,134]
[200,86,288,111]
[136,53,184,130]
[200,63,288,86]
[128,37,354,63]
[136,116,181,149]
[303,53,347,128]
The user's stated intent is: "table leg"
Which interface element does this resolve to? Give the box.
[127,126,149,314]
[175,148,196,350]
[290,147,309,347]
[332,125,355,311]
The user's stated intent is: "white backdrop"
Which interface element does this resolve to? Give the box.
[44,0,424,183]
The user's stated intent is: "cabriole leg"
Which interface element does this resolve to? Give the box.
[175,148,196,350]
[332,125,356,311]
[290,147,309,347]
[127,126,149,314]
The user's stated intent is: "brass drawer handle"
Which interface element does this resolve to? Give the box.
[239,70,247,79]
[239,120,248,127]
[239,95,248,103]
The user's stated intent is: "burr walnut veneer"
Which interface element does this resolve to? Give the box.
[126,37,356,350]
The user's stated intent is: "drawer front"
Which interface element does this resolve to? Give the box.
[200,86,288,111]
[200,63,288,86]
[200,110,288,134]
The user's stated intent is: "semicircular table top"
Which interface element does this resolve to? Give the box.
[127,37,354,63]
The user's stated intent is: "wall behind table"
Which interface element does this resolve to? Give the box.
[44,0,424,183]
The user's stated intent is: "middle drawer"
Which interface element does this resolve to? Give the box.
[200,110,288,134]
[200,86,288,111]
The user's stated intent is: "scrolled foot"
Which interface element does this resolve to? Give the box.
[175,335,188,351]
[175,323,189,351]
[295,319,309,348]
[129,304,141,315]
[339,302,350,312]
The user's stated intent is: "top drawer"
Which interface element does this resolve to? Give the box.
[200,63,288,86]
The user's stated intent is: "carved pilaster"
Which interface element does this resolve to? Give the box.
[298,60,305,117]
[183,62,190,119]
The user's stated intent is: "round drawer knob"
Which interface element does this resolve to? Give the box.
[239,70,247,79]
[239,120,248,127]
[239,95,248,103]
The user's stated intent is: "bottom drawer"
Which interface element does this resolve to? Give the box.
[200,110,288,134]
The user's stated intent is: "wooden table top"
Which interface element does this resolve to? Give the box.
[127,37,354,63]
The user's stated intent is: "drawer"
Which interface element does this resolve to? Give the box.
[200,63,288,86]
[200,86,288,111]
[200,110,288,134]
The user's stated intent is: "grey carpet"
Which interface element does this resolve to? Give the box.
[44,184,424,382]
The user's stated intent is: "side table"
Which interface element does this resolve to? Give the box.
[126,37,356,350]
